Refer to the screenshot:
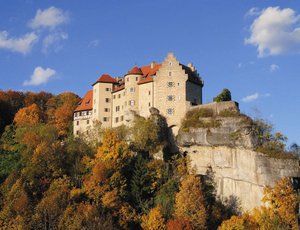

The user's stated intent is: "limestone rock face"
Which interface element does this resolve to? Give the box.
[181,145,300,211]
[177,117,258,149]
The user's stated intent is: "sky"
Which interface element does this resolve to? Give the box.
[0,0,299,144]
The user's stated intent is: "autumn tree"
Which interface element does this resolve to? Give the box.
[166,218,192,230]
[141,206,166,230]
[174,175,207,229]
[14,104,44,127]
[219,177,298,229]
[32,177,71,229]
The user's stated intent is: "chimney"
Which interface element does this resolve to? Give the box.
[150,61,156,69]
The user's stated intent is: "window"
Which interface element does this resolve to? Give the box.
[82,111,87,116]
[127,77,129,82]
[121,116,124,121]
[115,117,119,123]
[167,95,175,101]
[169,72,172,76]
[116,106,120,112]
[76,131,79,135]
[129,100,135,106]
[89,111,92,115]
[167,82,175,87]
[123,92,125,96]
[105,98,110,103]
[94,99,96,104]
[167,108,174,115]
[105,88,110,91]
[76,121,79,126]
[113,95,116,99]
[125,101,127,106]
[94,109,96,113]
[104,108,110,112]
[149,102,151,107]
[87,120,89,125]
[74,113,78,117]
[118,94,121,98]
[103,117,109,122]
[130,87,135,93]
[178,83,180,86]
[136,77,138,81]
[169,61,172,66]
[148,91,151,95]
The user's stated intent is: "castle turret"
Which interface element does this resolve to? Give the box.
[92,74,117,127]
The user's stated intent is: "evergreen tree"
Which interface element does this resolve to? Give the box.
[130,154,153,213]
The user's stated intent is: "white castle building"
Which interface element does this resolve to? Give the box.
[73,53,204,136]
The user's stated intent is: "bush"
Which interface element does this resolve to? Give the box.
[213,89,232,102]
[181,108,219,131]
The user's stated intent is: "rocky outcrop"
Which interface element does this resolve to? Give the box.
[177,101,300,211]
[181,145,300,211]
[178,117,258,149]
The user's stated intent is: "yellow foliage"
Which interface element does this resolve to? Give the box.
[174,175,207,229]
[220,177,298,230]
[141,206,166,230]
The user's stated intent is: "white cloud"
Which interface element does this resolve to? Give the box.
[42,32,68,53]
[0,31,38,54]
[28,6,69,29]
[23,67,56,86]
[242,92,271,102]
[245,7,300,57]
[238,62,243,68]
[245,7,261,17]
[269,64,279,72]
[88,39,100,47]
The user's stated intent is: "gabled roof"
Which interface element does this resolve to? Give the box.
[74,90,93,112]
[93,74,117,85]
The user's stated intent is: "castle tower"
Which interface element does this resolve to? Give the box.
[92,74,116,128]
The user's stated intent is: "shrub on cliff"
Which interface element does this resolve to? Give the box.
[181,108,219,131]
[213,88,232,102]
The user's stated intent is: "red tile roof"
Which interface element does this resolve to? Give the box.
[74,90,93,112]
[93,74,117,85]
[137,63,161,85]
[127,66,143,75]
[141,63,161,76]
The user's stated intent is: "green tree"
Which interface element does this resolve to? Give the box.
[213,88,232,102]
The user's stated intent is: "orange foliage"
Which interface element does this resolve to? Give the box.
[14,103,44,126]
[166,218,192,230]
[54,102,74,136]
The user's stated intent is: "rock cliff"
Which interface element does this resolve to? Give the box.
[176,101,300,211]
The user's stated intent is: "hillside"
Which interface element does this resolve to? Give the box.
[0,90,299,229]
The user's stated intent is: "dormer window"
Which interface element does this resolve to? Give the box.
[169,72,172,76]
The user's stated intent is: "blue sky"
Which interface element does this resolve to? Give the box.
[0,0,299,144]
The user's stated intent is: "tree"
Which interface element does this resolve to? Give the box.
[174,175,207,229]
[130,154,153,213]
[166,219,192,230]
[32,177,71,229]
[14,104,44,127]
[219,177,298,230]
[154,179,178,219]
[141,206,166,230]
[213,88,232,102]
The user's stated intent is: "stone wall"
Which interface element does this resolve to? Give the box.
[181,145,300,211]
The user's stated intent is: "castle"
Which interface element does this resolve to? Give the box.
[73,53,204,136]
